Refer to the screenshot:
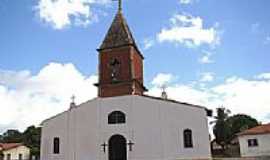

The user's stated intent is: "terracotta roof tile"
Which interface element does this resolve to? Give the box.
[0,143,23,151]
[238,123,270,136]
[99,11,136,50]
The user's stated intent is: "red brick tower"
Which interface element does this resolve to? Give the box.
[96,10,147,97]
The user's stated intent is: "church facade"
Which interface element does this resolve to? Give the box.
[40,7,212,160]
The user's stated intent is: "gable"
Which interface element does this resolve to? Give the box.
[41,95,210,125]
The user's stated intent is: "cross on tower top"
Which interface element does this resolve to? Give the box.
[113,0,122,11]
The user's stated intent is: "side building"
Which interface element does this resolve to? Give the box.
[0,143,30,160]
[238,123,270,158]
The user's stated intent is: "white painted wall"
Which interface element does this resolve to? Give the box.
[41,95,211,160]
[239,134,270,157]
[2,146,30,160]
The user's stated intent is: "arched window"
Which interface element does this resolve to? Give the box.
[108,111,126,124]
[183,129,193,148]
[53,137,60,154]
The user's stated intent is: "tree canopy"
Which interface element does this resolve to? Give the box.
[1,129,22,143]
[212,107,259,150]
[22,126,41,156]
[226,114,259,138]
[212,107,231,149]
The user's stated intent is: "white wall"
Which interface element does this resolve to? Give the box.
[2,146,30,160]
[41,95,211,160]
[41,99,99,160]
[239,134,270,157]
[41,111,68,160]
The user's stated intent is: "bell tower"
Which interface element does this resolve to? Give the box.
[95,9,147,97]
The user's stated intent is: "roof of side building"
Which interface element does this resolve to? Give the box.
[0,143,24,151]
[238,123,270,136]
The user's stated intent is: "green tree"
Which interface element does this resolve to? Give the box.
[0,134,3,143]
[2,129,22,143]
[212,107,231,150]
[226,114,259,140]
[212,107,260,151]
[22,126,41,158]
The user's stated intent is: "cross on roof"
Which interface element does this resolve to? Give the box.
[161,84,167,92]
[113,0,122,11]
[101,142,108,153]
[71,95,76,103]
[127,140,134,151]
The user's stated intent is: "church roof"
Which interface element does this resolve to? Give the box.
[142,95,212,116]
[142,95,205,109]
[41,95,212,125]
[99,10,137,50]
[238,123,270,136]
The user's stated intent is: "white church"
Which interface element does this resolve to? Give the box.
[41,3,212,160]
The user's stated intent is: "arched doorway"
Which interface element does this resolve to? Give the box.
[109,134,127,160]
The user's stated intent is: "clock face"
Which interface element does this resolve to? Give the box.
[109,58,121,82]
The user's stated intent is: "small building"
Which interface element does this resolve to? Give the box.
[238,123,270,158]
[0,143,30,160]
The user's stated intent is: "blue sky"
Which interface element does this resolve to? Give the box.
[0,0,270,132]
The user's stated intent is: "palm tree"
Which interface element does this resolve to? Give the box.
[212,107,231,150]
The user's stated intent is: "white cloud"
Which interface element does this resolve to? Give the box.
[35,0,110,29]
[179,0,197,5]
[199,50,214,64]
[211,77,270,122]
[264,36,270,45]
[179,0,192,4]
[0,63,97,133]
[251,23,260,34]
[151,73,174,87]
[2,65,270,133]
[0,70,31,88]
[199,55,213,64]
[256,73,270,80]
[199,72,215,82]
[157,13,220,48]
[142,38,155,50]
[148,84,211,106]
[148,73,270,123]
[265,113,270,120]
